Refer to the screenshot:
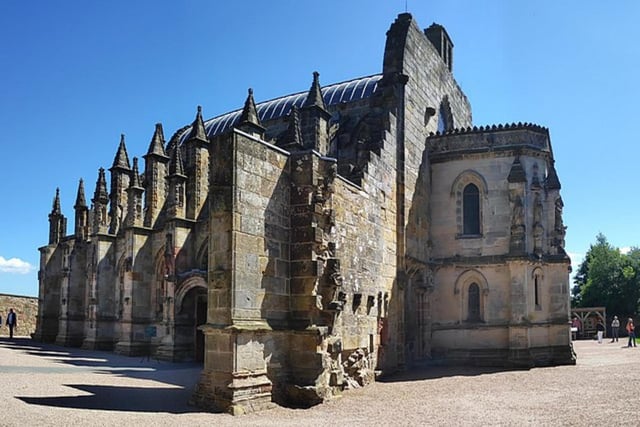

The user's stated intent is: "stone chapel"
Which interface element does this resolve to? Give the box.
[35,13,575,414]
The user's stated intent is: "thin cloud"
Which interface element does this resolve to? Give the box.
[0,256,34,274]
[620,246,631,255]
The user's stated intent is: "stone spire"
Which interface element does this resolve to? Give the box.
[303,71,326,111]
[143,123,170,228]
[112,134,131,170]
[130,157,143,189]
[126,157,144,227]
[236,88,265,139]
[74,179,87,209]
[93,167,109,203]
[52,187,62,215]
[109,134,131,234]
[147,123,167,157]
[74,179,89,241]
[48,188,67,244]
[168,144,186,177]
[91,167,109,234]
[300,71,331,154]
[187,105,208,143]
[546,161,561,190]
[167,145,187,219]
[184,106,210,220]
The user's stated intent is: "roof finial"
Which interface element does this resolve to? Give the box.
[74,178,87,209]
[303,71,326,110]
[111,134,131,170]
[52,187,62,214]
[146,123,167,157]
[168,145,185,176]
[238,87,262,127]
[188,105,208,142]
[130,157,142,188]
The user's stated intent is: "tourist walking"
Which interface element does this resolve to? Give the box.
[626,318,636,348]
[611,316,620,342]
[596,320,605,343]
[6,308,16,339]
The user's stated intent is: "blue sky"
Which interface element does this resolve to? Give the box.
[1,1,639,297]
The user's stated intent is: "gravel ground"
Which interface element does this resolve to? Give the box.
[0,337,638,426]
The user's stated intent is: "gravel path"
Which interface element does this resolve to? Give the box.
[0,337,637,426]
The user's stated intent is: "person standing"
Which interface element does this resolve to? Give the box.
[596,320,605,343]
[611,316,620,342]
[626,318,636,348]
[6,308,16,339]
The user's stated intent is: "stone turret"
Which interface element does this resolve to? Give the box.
[143,123,170,228]
[425,23,454,72]
[166,143,187,219]
[48,188,67,244]
[108,134,131,234]
[126,157,144,227]
[91,168,109,234]
[300,71,331,155]
[236,88,265,139]
[73,179,89,241]
[184,106,209,220]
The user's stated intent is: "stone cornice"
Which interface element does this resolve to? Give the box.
[428,123,551,159]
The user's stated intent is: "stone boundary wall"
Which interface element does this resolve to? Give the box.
[0,293,38,337]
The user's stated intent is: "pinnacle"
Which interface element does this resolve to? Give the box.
[238,88,262,127]
[111,134,131,170]
[303,71,326,110]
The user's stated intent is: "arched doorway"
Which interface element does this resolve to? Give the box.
[175,277,207,362]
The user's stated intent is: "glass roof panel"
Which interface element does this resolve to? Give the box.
[180,74,382,143]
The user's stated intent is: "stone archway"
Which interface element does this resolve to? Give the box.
[175,276,207,362]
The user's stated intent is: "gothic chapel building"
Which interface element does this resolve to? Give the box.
[35,14,574,414]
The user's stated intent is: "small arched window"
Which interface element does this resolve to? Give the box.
[533,269,543,311]
[463,183,480,235]
[468,283,481,321]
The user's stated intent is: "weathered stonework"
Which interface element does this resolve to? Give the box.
[35,13,574,414]
[0,294,38,337]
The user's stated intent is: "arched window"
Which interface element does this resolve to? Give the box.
[533,269,543,311]
[468,283,481,321]
[463,183,480,235]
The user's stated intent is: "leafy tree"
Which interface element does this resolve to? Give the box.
[572,233,640,317]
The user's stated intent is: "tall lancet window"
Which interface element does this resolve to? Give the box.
[468,283,481,322]
[463,183,480,235]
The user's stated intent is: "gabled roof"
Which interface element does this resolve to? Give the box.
[178,74,382,144]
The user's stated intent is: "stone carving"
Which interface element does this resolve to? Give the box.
[511,195,525,230]
[164,233,175,278]
[553,197,567,253]
[510,194,526,253]
[533,195,544,255]
[36,13,574,416]
[343,348,374,388]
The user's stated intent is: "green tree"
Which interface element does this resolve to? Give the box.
[573,233,640,317]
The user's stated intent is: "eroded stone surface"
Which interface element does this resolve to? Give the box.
[35,12,573,414]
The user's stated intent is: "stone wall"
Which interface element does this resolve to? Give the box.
[0,293,38,337]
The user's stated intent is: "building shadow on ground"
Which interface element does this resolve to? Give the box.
[377,364,515,383]
[0,337,212,414]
